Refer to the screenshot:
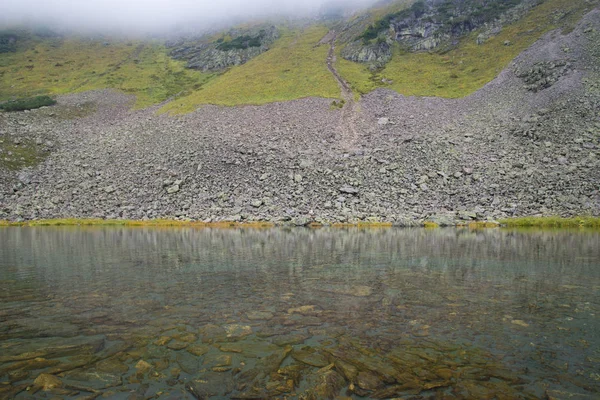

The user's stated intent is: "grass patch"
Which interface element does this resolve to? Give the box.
[161,25,340,112]
[337,0,594,98]
[500,216,600,228]
[0,137,49,171]
[0,95,56,111]
[0,38,210,108]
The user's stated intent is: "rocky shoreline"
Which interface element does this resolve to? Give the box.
[0,11,599,226]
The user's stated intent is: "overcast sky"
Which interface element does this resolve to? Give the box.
[0,0,381,34]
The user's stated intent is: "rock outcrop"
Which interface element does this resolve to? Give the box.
[342,0,541,66]
[168,25,279,72]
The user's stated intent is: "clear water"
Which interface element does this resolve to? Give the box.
[0,227,599,399]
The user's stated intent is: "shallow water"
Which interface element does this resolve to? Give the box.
[0,227,599,399]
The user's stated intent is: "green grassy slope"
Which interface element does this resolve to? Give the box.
[0,36,208,108]
[337,0,596,98]
[0,0,596,111]
[161,25,340,113]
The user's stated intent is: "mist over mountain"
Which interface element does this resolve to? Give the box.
[0,0,380,35]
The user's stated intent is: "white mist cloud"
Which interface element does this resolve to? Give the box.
[0,0,381,34]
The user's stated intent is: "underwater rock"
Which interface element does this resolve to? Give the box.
[199,324,227,341]
[33,373,63,390]
[246,311,274,320]
[134,359,153,373]
[316,284,373,297]
[63,370,122,390]
[0,357,60,376]
[300,365,346,400]
[272,333,310,346]
[96,358,129,374]
[291,347,330,367]
[287,305,322,316]
[187,344,210,357]
[185,381,209,399]
[216,343,244,353]
[223,324,253,341]
[0,336,105,361]
[334,359,359,382]
[177,352,200,374]
[203,354,232,368]
[357,370,385,391]
[166,340,188,350]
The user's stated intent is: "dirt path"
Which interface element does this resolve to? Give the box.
[324,31,360,152]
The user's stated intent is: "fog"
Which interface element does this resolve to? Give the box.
[0,0,382,35]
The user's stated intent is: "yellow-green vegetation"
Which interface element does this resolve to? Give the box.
[500,216,600,228]
[162,25,340,112]
[337,0,594,98]
[0,37,209,108]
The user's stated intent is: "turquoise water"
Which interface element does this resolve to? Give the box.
[0,227,599,399]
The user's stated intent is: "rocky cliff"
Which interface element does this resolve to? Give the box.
[342,0,541,67]
[167,25,279,72]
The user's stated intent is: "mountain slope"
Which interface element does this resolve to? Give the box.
[1,9,598,223]
[337,0,597,97]
[0,35,211,108]
[1,0,597,110]
[161,25,340,112]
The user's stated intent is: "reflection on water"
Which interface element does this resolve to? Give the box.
[0,227,598,399]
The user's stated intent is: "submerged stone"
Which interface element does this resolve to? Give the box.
[187,344,210,357]
[287,305,322,316]
[511,319,530,327]
[203,354,232,368]
[33,373,63,390]
[63,370,123,389]
[0,357,60,375]
[167,340,188,350]
[357,370,385,391]
[246,311,274,320]
[301,367,346,399]
[292,347,330,367]
[316,284,373,297]
[334,359,358,381]
[177,352,200,374]
[223,324,253,340]
[96,358,129,374]
[272,333,310,346]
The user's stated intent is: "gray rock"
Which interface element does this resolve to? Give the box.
[166,185,180,194]
[339,185,359,195]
